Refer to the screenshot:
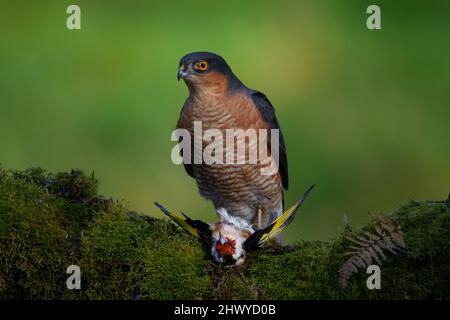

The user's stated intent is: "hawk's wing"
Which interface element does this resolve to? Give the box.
[250,91,289,189]
[177,101,194,178]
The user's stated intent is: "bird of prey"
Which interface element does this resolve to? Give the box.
[176,52,288,229]
[155,185,314,265]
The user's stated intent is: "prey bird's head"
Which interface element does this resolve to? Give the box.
[155,185,315,266]
[210,209,255,265]
[177,52,242,94]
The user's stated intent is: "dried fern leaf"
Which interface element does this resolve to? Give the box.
[338,215,407,288]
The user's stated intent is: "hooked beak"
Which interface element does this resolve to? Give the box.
[177,65,189,81]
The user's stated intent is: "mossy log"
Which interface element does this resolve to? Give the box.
[0,167,449,299]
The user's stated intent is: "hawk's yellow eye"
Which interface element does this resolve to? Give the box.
[194,61,208,71]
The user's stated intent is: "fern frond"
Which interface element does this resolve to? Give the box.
[338,215,407,288]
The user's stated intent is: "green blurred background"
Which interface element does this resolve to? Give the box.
[0,0,449,242]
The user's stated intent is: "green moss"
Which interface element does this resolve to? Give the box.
[325,199,450,300]
[244,242,332,299]
[81,211,211,299]
[211,266,259,300]
[0,168,68,299]
[212,200,449,300]
[140,223,212,299]
[0,167,449,299]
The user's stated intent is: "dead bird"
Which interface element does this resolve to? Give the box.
[155,184,314,265]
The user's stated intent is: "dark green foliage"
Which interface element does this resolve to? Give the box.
[0,167,449,299]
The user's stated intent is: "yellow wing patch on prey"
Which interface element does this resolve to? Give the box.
[154,202,200,238]
[259,184,315,244]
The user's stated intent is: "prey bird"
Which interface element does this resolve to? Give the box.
[176,52,289,230]
[155,184,314,265]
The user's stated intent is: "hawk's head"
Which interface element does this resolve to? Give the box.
[177,52,242,93]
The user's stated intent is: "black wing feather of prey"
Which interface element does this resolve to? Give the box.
[243,224,275,251]
[180,211,213,245]
[154,202,212,245]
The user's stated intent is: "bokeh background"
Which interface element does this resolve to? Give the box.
[0,0,449,242]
